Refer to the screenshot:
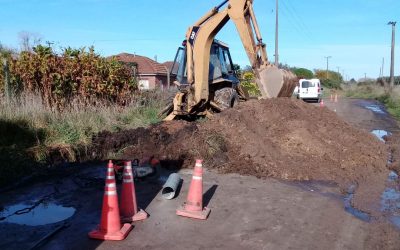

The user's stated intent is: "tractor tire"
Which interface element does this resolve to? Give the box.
[214,87,238,110]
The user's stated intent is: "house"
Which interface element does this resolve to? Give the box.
[113,53,171,90]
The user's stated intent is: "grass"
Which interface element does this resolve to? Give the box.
[344,83,400,120]
[0,91,168,187]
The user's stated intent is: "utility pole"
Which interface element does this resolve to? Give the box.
[274,0,279,67]
[388,21,396,87]
[163,65,170,90]
[325,56,332,79]
[364,73,367,80]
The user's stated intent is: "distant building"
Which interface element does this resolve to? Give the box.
[113,53,172,90]
[162,61,175,73]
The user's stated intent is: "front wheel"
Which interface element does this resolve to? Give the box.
[214,87,238,111]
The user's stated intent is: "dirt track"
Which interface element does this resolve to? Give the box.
[1,97,400,249]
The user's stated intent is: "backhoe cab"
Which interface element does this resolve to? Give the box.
[162,0,297,120]
[170,40,242,114]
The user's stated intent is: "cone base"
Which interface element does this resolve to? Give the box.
[176,205,211,220]
[122,209,149,223]
[88,223,133,241]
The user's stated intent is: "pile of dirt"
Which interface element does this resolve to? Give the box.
[91,98,389,214]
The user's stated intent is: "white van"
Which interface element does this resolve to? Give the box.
[297,79,323,102]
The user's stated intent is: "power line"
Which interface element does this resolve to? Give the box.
[285,0,313,39]
[280,0,312,42]
[279,2,312,43]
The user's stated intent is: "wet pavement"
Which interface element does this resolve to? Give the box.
[0,202,75,226]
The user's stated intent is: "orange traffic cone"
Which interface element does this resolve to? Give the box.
[176,159,211,220]
[88,160,132,241]
[320,99,325,108]
[120,161,148,222]
[334,94,338,103]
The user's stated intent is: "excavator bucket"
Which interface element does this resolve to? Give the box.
[255,65,298,99]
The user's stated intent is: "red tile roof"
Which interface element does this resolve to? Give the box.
[113,53,168,75]
[162,61,174,71]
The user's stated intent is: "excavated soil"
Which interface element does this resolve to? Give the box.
[90,98,389,214]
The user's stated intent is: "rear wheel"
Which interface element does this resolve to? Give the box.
[214,87,238,110]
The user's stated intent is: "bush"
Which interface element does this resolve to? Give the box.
[240,71,261,97]
[321,78,342,90]
[3,45,137,110]
[293,68,314,79]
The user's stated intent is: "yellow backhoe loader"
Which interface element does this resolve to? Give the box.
[162,0,297,120]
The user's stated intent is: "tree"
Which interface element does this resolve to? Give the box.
[18,31,42,52]
[314,69,343,82]
[233,63,242,78]
[293,68,314,79]
[314,69,343,89]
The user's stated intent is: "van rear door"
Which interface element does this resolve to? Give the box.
[300,80,314,98]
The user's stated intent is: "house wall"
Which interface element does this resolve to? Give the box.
[138,75,177,90]
[138,76,157,90]
[155,75,177,90]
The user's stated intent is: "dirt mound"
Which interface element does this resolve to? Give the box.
[91,98,389,214]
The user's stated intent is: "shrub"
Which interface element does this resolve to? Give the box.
[3,45,137,109]
[240,71,261,97]
[293,68,314,79]
[321,78,342,90]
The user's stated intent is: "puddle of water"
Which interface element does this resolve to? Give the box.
[0,202,75,226]
[380,171,400,230]
[343,193,371,222]
[365,104,386,114]
[381,187,400,211]
[388,171,399,182]
[371,130,390,142]
[391,216,400,229]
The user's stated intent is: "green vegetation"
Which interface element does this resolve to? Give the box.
[0,43,159,186]
[1,45,136,110]
[314,69,343,89]
[240,71,261,97]
[344,83,400,119]
[292,67,314,79]
[0,91,165,187]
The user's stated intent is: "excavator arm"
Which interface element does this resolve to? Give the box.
[164,0,296,120]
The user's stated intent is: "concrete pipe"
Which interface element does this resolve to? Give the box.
[162,173,181,200]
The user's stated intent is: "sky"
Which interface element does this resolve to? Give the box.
[0,0,399,80]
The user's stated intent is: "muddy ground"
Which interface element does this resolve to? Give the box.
[92,98,389,216]
[0,97,400,249]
